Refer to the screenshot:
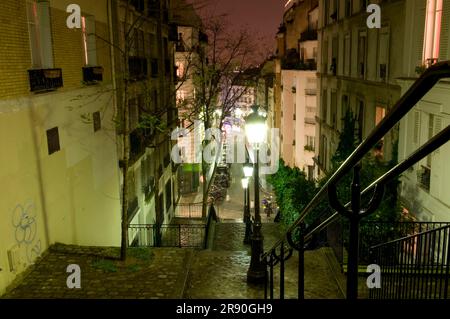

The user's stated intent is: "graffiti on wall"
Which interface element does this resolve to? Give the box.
[11,201,42,264]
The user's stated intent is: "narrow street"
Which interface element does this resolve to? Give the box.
[215,163,275,223]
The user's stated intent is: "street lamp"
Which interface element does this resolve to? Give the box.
[242,164,253,245]
[244,105,267,284]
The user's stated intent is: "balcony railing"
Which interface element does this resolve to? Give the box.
[28,68,63,92]
[82,66,103,83]
[260,61,450,300]
[281,59,317,71]
[300,29,318,42]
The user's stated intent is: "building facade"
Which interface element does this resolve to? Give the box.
[0,0,179,294]
[172,0,206,194]
[275,0,319,180]
[0,0,120,294]
[316,0,405,176]
[112,0,179,246]
[398,0,450,222]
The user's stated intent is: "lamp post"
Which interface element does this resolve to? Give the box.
[242,163,253,244]
[244,105,267,284]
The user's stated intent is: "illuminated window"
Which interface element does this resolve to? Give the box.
[176,61,184,78]
[423,0,443,66]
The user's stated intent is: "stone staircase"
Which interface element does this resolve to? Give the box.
[182,222,345,299]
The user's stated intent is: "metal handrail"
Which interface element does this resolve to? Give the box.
[261,61,450,299]
[303,124,450,243]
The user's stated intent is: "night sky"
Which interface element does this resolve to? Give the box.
[188,0,286,54]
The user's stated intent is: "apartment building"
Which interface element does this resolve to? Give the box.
[111,0,179,246]
[275,0,319,180]
[171,0,206,194]
[0,0,120,294]
[0,0,179,294]
[316,0,405,176]
[398,0,450,222]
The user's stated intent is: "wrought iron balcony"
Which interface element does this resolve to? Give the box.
[300,29,318,42]
[28,68,63,92]
[82,66,103,83]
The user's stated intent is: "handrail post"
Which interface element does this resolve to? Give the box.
[298,223,305,300]
[347,164,362,300]
[444,228,450,299]
[280,242,285,300]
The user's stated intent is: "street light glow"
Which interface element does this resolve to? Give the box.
[243,163,254,177]
[244,105,267,145]
[241,177,249,189]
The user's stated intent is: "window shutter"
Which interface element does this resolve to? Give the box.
[433,116,443,153]
[414,0,426,65]
[439,1,450,60]
[413,111,420,144]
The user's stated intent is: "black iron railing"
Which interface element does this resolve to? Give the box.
[369,225,450,299]
[82,66,103,83]
[129,224,206,248]
[328,220,450,266]
[261,61,450,300]
[28,68,63,92]
[175,202,203,218]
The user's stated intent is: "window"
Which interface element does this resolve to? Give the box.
[322,89,328,122]
[308,165,315,181]
[344,33,351,76]
[418,113,440,192]
[345,0,353,17]
[378,28,390,80]
[82,15,97,66]
[322,40,328,73]
[375,107,386,126]
[324,0,330,25]
[46,127,60,155]
[320,135,328,170]
[26,0,54,68]
[423,0,443,66]
[176,61,184,78]
[305,135,315,151]
[331,91,337,128]
[331,0,339,22]
[358,31,367,78]
[93,111,101,132]
[331,36,338,75]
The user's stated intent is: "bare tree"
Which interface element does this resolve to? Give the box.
[180,17,264,215]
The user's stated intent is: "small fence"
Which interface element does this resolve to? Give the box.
[129,224,206,248]
[174,202,203,218]
[369,224,450,299]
